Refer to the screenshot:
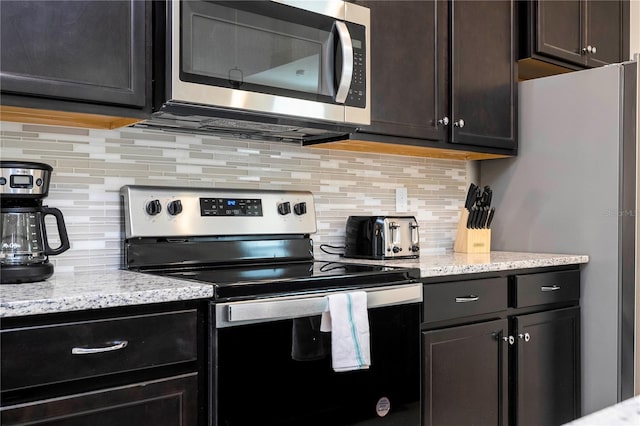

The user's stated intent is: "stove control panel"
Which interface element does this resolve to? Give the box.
[201,198,263,217]
[121,185,317,238]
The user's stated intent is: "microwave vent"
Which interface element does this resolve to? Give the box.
[199,118,300,133]
[131,103,353,143]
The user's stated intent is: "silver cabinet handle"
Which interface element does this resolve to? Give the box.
[72,340,128,355]
[501,335,515,345]
[583,45,594,54]
[541,285,561,292]
[438,117,449,126]
[518,333,531,342]
[455,295,479,303]
[454,119,465,128]
[334,21,354,104]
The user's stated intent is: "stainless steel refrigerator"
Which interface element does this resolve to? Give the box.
[481,61,637,415]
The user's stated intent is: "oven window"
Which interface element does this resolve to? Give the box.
[181,1,337,101]
[211,303,420,425]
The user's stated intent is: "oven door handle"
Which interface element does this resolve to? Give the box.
[215,283,422,328]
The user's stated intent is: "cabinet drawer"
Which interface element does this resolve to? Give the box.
[514,270,580,308]
[1,310,197,391]
[1,373,198,426]
[423,278,508,323]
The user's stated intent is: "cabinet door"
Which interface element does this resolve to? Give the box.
[586,1,624,67]
[422,319,508,426]
[514,307,580,426]
[449,0,516,150]
[357,1,447,141]
[0,1,145,108]
[0,374,198,426]
[535,0,586,66]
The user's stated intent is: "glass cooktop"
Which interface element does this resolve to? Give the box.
[151,261,420,301]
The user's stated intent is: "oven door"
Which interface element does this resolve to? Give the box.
[171,0,370,125]
[210,284,421,425]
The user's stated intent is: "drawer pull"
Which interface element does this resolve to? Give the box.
[540,285,561,292]
[455,295,479,303]
[71,340,128,355]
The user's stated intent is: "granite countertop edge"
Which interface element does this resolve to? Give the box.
[0,269,214,319]
[564,395,639,425]
[316,251,589,277]
[1,251,588,318]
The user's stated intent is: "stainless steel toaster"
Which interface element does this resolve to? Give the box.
[344,216,420,260]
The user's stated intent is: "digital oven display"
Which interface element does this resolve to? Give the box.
[200,198,263,216]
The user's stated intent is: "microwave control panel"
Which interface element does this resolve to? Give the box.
[346,22,367,108]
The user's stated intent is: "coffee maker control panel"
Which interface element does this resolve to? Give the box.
[0,161,52,198]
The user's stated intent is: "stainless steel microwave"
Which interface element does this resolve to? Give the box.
[142,0,370,141]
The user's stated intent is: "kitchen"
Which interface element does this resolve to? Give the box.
[0,1,638,425]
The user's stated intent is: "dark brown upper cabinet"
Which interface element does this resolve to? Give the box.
[449,0,517,151]
[354,1,446,143]
[0,0,150,128]
[343,0,517,160]
[519,0,629,79]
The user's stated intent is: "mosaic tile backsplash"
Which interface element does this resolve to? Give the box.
[0,121,469,273]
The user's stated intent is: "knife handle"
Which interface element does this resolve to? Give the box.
[464,184,477,210]
[480,207,488,228]
[486,208,495,228]
[466,207,475,228]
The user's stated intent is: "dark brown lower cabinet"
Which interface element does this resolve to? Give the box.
[514,307,581,426]
[421,268,581,426]
[0,374,197,426]
[422,319,509,426]
[0,305,202,426]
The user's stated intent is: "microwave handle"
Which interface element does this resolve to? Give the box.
[334,21,354,104]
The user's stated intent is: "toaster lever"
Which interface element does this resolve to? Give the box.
[389,222,401,246]
[410,222,420,246]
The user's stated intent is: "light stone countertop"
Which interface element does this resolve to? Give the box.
[0,269,213,318]
[316,250,589,278]
[1,251,587,319]
[564,395,640,425]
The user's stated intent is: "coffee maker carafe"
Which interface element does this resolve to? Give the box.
[0,161,70,284]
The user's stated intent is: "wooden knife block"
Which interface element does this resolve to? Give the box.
[454,208,491,253]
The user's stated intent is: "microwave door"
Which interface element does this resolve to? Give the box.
[171,0,352,124]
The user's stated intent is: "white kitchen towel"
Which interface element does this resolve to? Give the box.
[320,291,371,372]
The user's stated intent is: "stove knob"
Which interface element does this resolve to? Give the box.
[293,202,307,215]
[145,199,162,216]
[277,201,291,215]
[411,245,420,252]
[392,246,402,254]
[167,200,183,216]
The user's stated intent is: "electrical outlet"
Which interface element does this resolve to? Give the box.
[396,187,408,212]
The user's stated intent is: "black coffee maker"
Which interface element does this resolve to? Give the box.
[0,161,70,284]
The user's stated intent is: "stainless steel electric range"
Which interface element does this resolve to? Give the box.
[121,185,422,426]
